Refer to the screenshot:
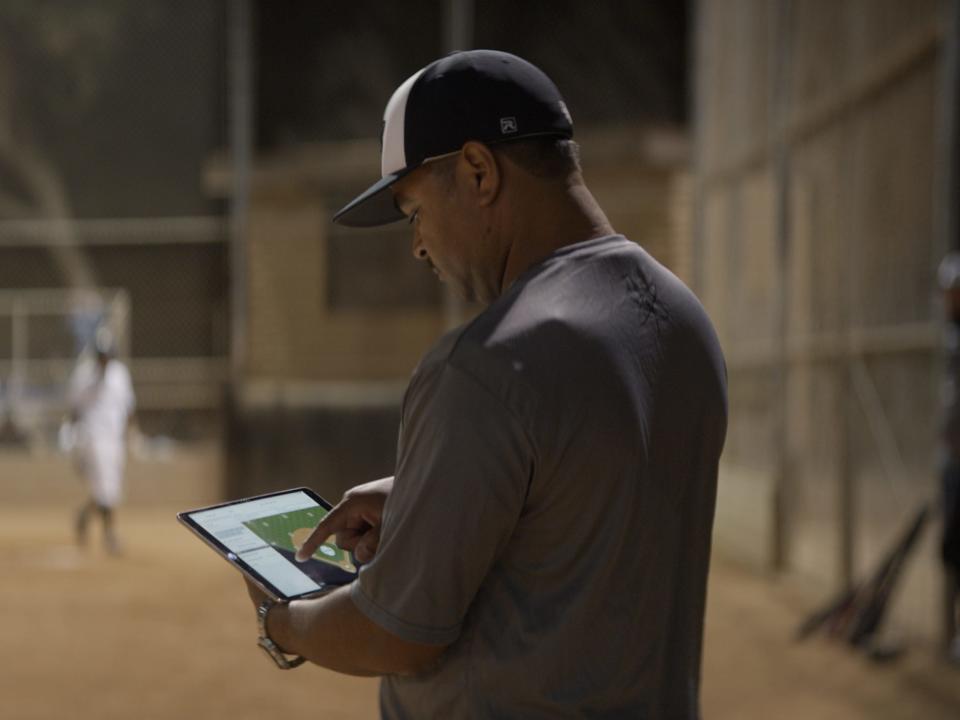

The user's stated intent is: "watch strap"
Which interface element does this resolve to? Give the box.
[256,598,306,669]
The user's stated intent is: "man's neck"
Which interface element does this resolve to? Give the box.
[499,176,615,294]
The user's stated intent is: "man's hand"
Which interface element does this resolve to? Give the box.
[237,476,447,676]
[295,476,394,564]
[244,575,269,608]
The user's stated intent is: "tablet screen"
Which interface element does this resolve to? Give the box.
[183,489,357,599]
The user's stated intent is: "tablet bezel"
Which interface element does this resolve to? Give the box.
[177,487,355,601]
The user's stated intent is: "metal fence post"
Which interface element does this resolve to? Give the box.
[228,0,253,383]
[937,0,960,653]
[10,297,27,425]
[441,0,474,330]
[771,0,794,572]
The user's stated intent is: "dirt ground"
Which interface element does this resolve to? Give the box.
[1,448,959,719]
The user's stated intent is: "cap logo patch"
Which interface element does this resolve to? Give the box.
[500,117,518,134]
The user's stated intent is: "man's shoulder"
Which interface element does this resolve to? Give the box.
[405,234,708,410]
[413,325,466,379]
[418,238,631,377]
[453,235,649,351]
[402,306,541,423]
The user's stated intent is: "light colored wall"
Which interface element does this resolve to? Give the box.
[694,0,947,641]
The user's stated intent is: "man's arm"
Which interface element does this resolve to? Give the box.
[245,475,446,675]
[260,584,447,676]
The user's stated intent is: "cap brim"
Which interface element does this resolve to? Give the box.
[333,172,409,227]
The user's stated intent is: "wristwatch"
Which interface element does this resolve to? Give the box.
[256,598,306,669]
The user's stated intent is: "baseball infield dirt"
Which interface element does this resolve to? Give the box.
[1,447,958,719]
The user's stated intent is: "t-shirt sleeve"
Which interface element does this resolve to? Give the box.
[351,361,534,646]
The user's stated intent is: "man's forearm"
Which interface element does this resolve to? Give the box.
[266,584,445,676]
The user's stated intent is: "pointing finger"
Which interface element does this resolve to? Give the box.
[295,502,348,562]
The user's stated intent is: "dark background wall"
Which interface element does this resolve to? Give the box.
[255,0,688,149]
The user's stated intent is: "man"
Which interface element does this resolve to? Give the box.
[68,327,136,555]
[245,50,727,717]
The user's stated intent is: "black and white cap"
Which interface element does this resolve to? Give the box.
[333,50,574,227]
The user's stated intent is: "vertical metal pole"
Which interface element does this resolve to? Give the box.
[10,298,26,425]
[443,0,474,53]
[837,11,866,592]
[838,363,855,589]
[937,0,960,652]
[442,0,474,329]
[228,0,253,381]
[939,0,960,257]
[690,0,707,300]
[770,0,793,572]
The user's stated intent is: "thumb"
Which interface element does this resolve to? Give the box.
[353,526,382,564]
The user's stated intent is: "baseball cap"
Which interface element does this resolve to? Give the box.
[333,49,574,227]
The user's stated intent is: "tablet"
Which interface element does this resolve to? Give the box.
[178,487,358,601]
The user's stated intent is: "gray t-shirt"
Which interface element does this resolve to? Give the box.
[351,235,728,719]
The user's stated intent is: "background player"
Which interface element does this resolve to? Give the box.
[68,327,136,555]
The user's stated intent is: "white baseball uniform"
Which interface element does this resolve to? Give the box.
[68,358,135,507]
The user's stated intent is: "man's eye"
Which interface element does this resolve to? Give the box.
[408,210,419,225]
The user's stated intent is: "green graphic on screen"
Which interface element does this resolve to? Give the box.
[243,507,356,573]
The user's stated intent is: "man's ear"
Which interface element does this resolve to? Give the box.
[459,141,501,207]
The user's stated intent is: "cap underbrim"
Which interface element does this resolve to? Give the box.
[333,172,410,227]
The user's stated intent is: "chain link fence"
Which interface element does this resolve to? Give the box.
[0,2,228,445]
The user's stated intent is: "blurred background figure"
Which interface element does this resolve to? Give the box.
[939,251,960,662]
[67,326,136,555]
